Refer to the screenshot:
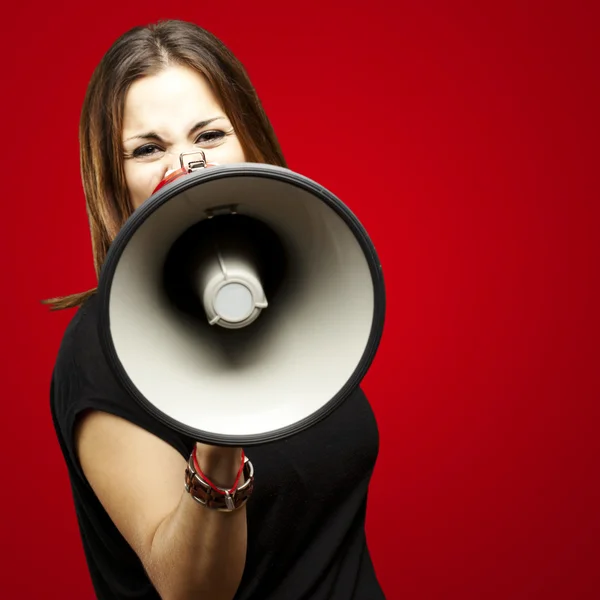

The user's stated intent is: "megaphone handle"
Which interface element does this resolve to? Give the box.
[152,152,220,194]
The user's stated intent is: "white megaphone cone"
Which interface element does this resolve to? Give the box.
[97,153,385,446]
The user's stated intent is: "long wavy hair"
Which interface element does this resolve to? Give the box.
[44,19,287,310]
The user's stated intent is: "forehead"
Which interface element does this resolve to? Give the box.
[122,65,225,136]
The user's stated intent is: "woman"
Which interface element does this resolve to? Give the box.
[48,19,384,600]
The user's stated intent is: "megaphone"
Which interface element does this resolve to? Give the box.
[97,158,385,446]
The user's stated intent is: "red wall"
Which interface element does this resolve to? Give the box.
[2,1,598,598]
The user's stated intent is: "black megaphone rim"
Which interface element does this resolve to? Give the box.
[97,163,386,446]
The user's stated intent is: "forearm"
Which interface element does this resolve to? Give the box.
[147,446,247,600]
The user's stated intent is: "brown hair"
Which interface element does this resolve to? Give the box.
[44,19,287,310]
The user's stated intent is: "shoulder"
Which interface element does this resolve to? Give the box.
[52,293,132,409]
[53,293,101,380]
[52,294,117,419]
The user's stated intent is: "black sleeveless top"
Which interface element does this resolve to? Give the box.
[50,294,385,599]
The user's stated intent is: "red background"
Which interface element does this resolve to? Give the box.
[2,1,599,598]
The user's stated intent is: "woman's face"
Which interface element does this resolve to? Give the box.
[122,65,247,209]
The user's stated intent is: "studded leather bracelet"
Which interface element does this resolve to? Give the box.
[184,448,254,512]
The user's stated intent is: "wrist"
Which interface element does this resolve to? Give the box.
[194,443,244,488]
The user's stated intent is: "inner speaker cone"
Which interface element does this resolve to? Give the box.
[162,214,288,328]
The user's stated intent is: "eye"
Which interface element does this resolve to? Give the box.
[195,130,228,146]
[131,144,164,159]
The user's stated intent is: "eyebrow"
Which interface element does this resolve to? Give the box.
[123,116,228,143]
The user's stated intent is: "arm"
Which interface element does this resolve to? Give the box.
[75,410,247,600]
